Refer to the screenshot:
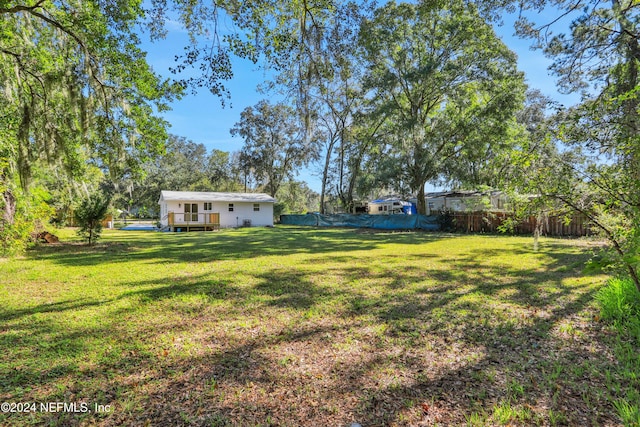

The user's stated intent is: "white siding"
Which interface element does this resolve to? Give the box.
[214,201,273,227]
[424,193,507,214]
[369,202,394,215]
[159,201,182,227]
[159,198,273,228]
[425,198,446,215]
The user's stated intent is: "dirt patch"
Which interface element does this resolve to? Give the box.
[35,231,60,244]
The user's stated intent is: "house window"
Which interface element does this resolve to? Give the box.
[428,202,435,210]
[253,203,260,212]
[204,202,212,211]
[378,206,383,212]
[228,203,234,212]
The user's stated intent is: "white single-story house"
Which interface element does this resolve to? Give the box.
[158,191,276,231]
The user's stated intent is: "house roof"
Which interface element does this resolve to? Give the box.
[424,190,504,198]
[369,194,409,204]
[370,198,411,206]
[159,191,276,204]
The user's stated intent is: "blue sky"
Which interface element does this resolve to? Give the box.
[141,11,578,193]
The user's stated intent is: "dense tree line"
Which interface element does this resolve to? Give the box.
[233,1,526,214]
[127,135,318,218]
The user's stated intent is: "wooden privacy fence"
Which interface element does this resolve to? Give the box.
[450,211,593,237]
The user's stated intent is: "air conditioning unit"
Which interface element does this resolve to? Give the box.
[242,219,252,227]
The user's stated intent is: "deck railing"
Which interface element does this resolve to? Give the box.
[167,212,220,227]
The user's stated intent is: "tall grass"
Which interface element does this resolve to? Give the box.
[596,277,640,321]
[596,277,640,426]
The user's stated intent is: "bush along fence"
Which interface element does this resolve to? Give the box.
[280,212,592,236]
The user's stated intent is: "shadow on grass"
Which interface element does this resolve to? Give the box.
[31,227,450,267]
[344,286,606,426]
[0,298,105,323]
[2,231,622,426]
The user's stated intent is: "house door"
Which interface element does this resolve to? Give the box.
[184,203,198,222]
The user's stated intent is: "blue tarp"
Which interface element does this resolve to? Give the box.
[403,203,417,215]
[280,213,440,230]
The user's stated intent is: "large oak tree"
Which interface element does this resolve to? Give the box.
[0,0,178,253]
[360,0,526,214]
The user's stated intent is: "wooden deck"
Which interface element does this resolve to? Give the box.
[167,212,220,232]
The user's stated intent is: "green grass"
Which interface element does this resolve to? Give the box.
[596,277,640,322]
[596,277,640,426]
[0,226,635,425]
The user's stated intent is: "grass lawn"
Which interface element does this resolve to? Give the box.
[0,226,633,426]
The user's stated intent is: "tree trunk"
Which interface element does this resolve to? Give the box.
[319,139,336,214]
[2,187,16,226]
[319,181,326,214]
[627,264,640,294]
[416,181,426,215]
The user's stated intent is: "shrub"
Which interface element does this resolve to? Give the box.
[596,277,640,426]
[75,192,110,245]
[273,202,286,223]
[437,208,456,232]
[596,277,640,322]
[1,183,54,256]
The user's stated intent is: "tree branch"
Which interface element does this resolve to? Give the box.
[0,0,46,15]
